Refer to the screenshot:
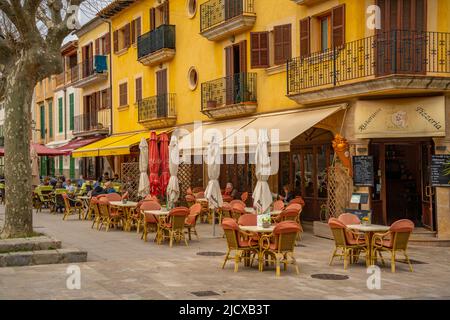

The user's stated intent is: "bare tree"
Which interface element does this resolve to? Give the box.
[0,0,89,238]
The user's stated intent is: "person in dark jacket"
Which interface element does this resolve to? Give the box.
[279,185,295,203]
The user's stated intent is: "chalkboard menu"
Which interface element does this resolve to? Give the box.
[353,156,374,187]
[431,155,450,187]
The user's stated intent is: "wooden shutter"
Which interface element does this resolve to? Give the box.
[113,30,119,53]
[124,23,131,48]
[135,77,142,102]
[332,4,345,47]
[250,32,269,68]
[150,8,156,31]
[95,38,100,55]
[239,40,247,73]
[136,17,141,38]
[225,46,233,77]
[104,32,110,54]
[300,17,311,58]
[131,19,136,45]
[162,1,169,25]
[273,24,291,65]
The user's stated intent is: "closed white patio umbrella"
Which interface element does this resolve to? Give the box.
[30,146,40,187]
[166,135,180,208]
[253,129,273,217]
[138,138,150,198]
[205,135,223,236]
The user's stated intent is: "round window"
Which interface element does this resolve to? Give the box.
[187,0,197,18]
[188,67,198,90]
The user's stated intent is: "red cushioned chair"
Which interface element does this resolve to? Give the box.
[140,200,161,242]
[160,207,190,247]
[221,218,258,272]
[185,203,201,240]
[98,197,123,232]
[272,200,285,211]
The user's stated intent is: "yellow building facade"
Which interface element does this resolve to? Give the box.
[70,0,450,240]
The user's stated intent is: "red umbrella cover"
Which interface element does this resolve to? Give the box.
[148,131,160,196]
[159,133,170,196]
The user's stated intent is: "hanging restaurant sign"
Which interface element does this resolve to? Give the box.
[354,96,446,138]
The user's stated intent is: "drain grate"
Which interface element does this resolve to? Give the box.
[398,259,428,265]
[197,251,226,257]
[191,291,220,297]
[311,274,349,280]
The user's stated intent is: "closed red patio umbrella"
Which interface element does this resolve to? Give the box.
[159,133,170,197]
[148,131,160,196]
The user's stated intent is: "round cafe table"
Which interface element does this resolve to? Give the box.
[144,209,170,244]
[239,225,275,270]
[109,201,138,231]
[346,224,390,266]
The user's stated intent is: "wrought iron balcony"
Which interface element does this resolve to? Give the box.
[137,93,176,129]
[72,55,108,88]
[73,108,110,136]
[287,30,450,104]
[201,72,257,119]
[137,25,176,66]
[200,0,256,41]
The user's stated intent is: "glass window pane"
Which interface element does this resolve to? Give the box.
[317,145,328,198]
[321,18,328,50]
[292,154,302,196]
[304,149,314,197]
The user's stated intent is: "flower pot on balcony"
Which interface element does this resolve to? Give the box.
[206,100,217,109]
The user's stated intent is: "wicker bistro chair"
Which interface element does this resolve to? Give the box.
[371,219,415,273]
[273,200,285,211]
[104,193,122,201]
[185,204,202,241]
[259,221,302,276]
[241,192,249,203]
[273,209,299,223]
[140,201,161,242]
[220,202,233,220]
[221,218,259,272]
[62,193,83,220]
[185,194,196,208]
[338,213,365,241]
[222,194,233,203]
[160,207,190,247]
[34,186,54,212]
[90,197,102,230]
[231,203,246,221]
[230,199,246,208]
[144,194,160,203]
[238,214,257,226]
[289,196,305,207]
[52,188,67,213]
[98,198,123,232]
[328,218,368,269]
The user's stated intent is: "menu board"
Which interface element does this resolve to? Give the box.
[431,155,450,187]
[352,156,374,187]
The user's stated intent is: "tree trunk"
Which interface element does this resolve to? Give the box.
[1,56,36,239]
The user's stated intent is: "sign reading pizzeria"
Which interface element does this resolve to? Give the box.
[354,96,446,138]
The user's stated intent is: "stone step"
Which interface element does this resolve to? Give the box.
[0,236,61,253]
[0,248,87,267]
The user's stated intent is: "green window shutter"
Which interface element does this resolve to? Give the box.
[59,156,63,175]
[40,105,45,139]
[40,156,47,176]
[49,157,55,176]
[69,93,74,130]
[69,157,75,179]
[48,100,53,138]
[58,97,63,133]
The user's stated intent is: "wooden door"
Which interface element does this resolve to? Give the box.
[156,69,168,118]
[420,142,435,230]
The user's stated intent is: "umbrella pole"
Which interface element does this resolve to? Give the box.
[212,208,216,237]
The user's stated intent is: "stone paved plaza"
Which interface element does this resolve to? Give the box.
[1,205,450,300]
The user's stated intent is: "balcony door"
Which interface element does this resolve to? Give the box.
[156,69,167,118]
[225,0,244,20]
[225,40,247,105]
[82,43,93,78]
[376,0,427,76]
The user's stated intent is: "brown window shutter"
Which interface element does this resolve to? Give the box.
[251,32,269,68]
[135,77,142,102]
[150,8,156,31]
[300,17,311,58]
[332,4,345,47]
[124,23,131,48]
[104,33,110,54]
[113,30,119,53]
[95,38,100,55]
[239,40,247,73]
[163,1,169,25]
[136,17,141,38]
[96,91,101,111]
[274,24,291,65]
[131,20,136,45]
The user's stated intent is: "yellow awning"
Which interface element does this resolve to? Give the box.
[72,133,136,158]
[98,132,150,156]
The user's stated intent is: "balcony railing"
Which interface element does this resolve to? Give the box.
[137,25,176,60]
[287,30,450,95]
[200,0,255,32]
[201,72,257,111]
[73,108,110,135]
[138,93,176,123]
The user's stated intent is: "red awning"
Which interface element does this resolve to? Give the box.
[55,137,103,155]
[0,143,67,157]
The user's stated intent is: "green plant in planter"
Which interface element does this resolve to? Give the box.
[262,216,271,228]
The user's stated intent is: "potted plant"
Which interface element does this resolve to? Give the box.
[262,216,271,228]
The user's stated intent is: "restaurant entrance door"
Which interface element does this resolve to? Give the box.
[370,139,435,229]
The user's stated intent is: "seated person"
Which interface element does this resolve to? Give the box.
[65,179,76,194]
[91,184,106,197]
[112,174,121,183]
[224,182,239,200]
[279,185,295,203]
[77,175,85,188]
[104,181,116,194]
[93,177,103,189]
